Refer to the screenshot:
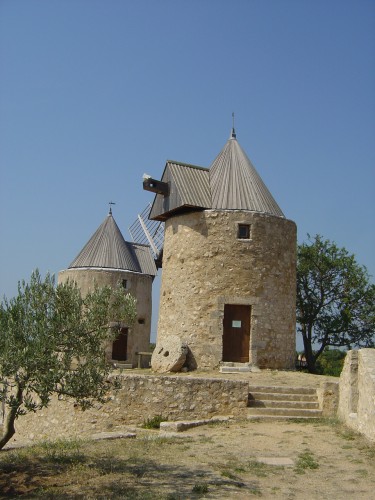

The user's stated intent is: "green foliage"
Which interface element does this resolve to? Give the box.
[297,235,375,373]
[0,269,137,450]
[338,428,358,441]
[192,482,209,494]
[142,414,166,429]
[294,451,319,474]
[315,348,346,376]
[246,460,270,477]
[221,470,240,480]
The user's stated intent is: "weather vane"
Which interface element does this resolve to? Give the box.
[109,201,116,215]
[231,112,236,138]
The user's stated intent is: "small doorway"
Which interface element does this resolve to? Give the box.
[222,304,251,363]
[112,327,128,361]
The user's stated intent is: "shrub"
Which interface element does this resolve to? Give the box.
[142,415,166,429]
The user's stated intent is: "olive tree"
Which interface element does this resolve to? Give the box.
[0,270,136,450]
[297,235,375,373]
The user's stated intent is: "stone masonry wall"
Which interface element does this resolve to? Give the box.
[338,350,359,420]
[4,374,249,446]
[157,209,296,370]
[338,349,375,443]
[58,269,153,367]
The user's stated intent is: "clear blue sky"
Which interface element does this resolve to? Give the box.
[1,0,374,345]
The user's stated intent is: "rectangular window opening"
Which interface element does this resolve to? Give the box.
[238,224,251,239]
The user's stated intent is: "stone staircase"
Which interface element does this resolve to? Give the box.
[220,362,253,373]
[247,385,322,420]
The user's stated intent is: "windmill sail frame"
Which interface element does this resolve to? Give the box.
[129,203,164,268]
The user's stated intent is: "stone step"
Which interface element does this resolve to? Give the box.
[249,392,317,402]
[248,399,319,410]
[247,407,323,418]
[113,362,133,369]
[248,385,317,395]
[246,384,321,419]
[220,366,252,373]
[247,414,321,422]
[221,362,252,367]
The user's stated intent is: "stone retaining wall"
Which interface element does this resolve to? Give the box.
[5,374,249,446]
[338,349,375,443]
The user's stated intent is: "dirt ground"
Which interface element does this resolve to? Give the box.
[1,370,374,499]
[1,416,374,499]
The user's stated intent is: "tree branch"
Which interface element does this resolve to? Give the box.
[0,383,23,450]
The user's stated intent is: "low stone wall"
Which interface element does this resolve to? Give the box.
[317,381,339,417]
[338,349,375,443]
[6,374,249,446]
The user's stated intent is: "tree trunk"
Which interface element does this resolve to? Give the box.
[302,329,317,374]
[0,385,22,451]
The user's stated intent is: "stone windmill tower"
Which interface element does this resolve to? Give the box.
[144,126,296,370]
[58,208,157,367]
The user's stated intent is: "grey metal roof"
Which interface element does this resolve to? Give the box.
[147,131,285,220]
[169,161,211,207]
[132,242,158,276]
[68,212,157,276]
[209,134,284,217]
[149,161,211,221]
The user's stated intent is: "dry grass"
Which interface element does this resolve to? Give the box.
[1,417,374,499]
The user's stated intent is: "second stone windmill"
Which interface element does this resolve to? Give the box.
[58,208,157,367]
[144,126,297,371]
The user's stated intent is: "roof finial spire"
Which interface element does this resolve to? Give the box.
[230,112,236,139]
[109,201,116,215]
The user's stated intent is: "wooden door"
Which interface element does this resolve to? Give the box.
[222,305,250,362]
[112,327,128,361]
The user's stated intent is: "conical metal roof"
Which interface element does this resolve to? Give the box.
[69,211,141,272]
[209,131,284,217]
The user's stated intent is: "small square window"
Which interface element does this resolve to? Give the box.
[238,224,251,239]
[122,279,128,289]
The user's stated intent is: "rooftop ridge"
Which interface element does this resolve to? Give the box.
[166,160,208,171]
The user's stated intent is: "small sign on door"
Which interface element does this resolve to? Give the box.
[232,320,242,328]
